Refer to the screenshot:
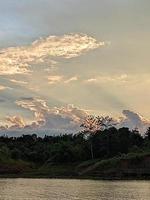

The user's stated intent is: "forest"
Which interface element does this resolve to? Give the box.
[0,127,150,164]
[0,115,150,178]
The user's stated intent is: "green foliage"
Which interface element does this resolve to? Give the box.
[0,127,149,171]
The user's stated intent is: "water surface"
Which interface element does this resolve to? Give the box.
[0,179,149,200]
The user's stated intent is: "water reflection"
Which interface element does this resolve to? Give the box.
[0,179,149,200]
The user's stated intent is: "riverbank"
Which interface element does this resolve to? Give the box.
[0,173,150,180]
[0,152,150,180]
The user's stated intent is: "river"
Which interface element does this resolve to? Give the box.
[0,179,149,200]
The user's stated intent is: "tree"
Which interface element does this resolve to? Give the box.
[11,148,22,160]
[80,115,98,134]
[81,115,117,159]
[81,115,116,133]
[96,116,117,130]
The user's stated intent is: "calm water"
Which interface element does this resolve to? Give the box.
[0,179,149,200]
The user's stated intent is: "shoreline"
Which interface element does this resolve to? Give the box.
[0,174,150,180]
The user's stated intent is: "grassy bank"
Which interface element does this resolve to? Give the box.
[0,152,150,180]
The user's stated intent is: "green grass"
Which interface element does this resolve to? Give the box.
[77,152,150,176]
[0,152,150,179]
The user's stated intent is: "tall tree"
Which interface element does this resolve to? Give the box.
[81,115,116,159]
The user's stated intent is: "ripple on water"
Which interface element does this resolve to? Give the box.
[0,179,149,200]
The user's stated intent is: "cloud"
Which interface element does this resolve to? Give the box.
[12,98,87,133]
[47,75,78,85]
[85,74,128,84]
[64,76,78,84]
[0,85,7,90]
[118,110,150,134]
[16,98,49,122]
[6,116,25,128]
[0,33,105,75]
[37,33,105,58]
[84,74,150,90]
[10,79,28,85]
[48,75,63,85]
[85,78,97,83]
[0,99,150,135]
[0,85,11,91]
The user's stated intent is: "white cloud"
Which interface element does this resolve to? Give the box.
[85,74,128,84]
[64,76,78,84]
[0,85,7,90]
[117,110,150,134]
[16,98,49,122]
[10,79,28,85]
[0,85,11,91]
[48,75,63,85]
[47,75,78,85]
[14,98,88,132]
[6,116,25,128]
[1,99,150,135]
[0,33,105,75]
[85,78,97,83]
[84,74,150,88]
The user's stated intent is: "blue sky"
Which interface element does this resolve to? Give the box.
[0,0,150,134]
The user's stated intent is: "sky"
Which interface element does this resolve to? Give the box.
[0,0,150,135]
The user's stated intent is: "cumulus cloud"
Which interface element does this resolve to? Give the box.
[16,98,49,122]
[0,33,105,75]
[10,98,87,133]
[1,96,149,135]
[118,110,150,134]
[6,116,25,128]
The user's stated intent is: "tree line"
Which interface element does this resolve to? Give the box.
[0,115,150,165]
